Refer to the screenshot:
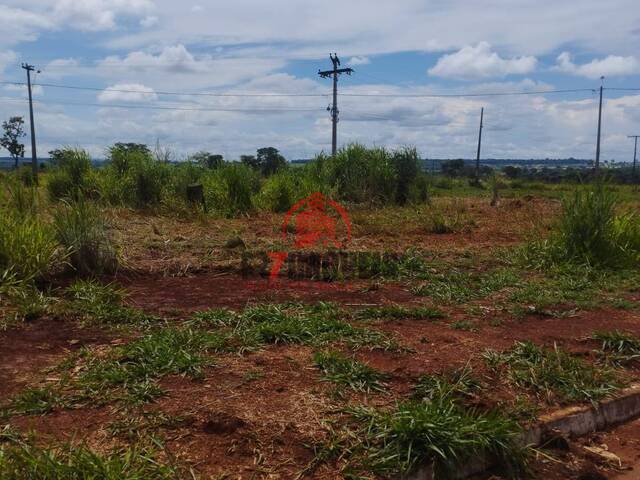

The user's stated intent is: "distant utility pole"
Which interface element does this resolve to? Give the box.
[22,63,39,181]
[475,107,484,182]
[628,135,639,180]
[318,53,354,156]
[594,76,604,174]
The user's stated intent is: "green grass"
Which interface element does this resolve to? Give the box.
[412,267,519,304]
[66,279,158,326]
[484,341,620,403]
[357,304,444,321]
[3,386,65,416]
[413,365,480,402]
[73,326,226,404]
[326,399,526,479]
[313,350,388,392]
[0,437,180,479]
[592,331,640,365]
[450,319,477,331]
[191,303,401,351]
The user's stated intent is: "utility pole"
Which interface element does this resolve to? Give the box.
[594,76,604,174]
[22,63,39,182]
[628,135,639,180]
[475,107,484,182]
[318,53,354,156]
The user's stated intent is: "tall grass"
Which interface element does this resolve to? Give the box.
[46,148,94,201]
[535,182,640,267]
[53,198,118,275]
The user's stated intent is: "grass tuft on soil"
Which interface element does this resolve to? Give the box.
[484,341,621,403]
[592,331,640,365]
[313,350,388,392]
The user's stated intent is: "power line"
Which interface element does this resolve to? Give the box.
[0,81,609,99]
[0,96,322,113]
[318,53,354,155]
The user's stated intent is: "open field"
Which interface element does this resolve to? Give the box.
[1,147,640,479]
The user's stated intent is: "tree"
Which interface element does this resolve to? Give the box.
[1,117,26,169]
[191,151,224,169]
[240,154,259,170]
[256,147,286,176]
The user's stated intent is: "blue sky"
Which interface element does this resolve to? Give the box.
[1,0,639,161]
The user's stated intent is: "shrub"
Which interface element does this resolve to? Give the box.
[255,170,298,213]
[53,199,118,275]
[203,163,259,217]
[393,147,420,205]
[46,148,93,201]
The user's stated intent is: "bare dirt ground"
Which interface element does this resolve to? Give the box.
[2,196,639,479]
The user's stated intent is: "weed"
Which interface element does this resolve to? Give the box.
[357,304,444,321]
[450,320,477,331]
[0,438,180,479]
[484,341,620,403]
[592,331,640,365]
[333,399,526,478]
[5,386,64,415]
[313,350,388,392]
[73,326,226,403]
[413,365,480,402]
[66,280,156,326]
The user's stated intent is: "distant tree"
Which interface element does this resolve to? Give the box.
[240,154,259,169]
[109,143,150,156]
[502,165,521,178]
[191,151,224,169]
[1,117,26,168]
[256,147,287,176]
[441,159,466,177]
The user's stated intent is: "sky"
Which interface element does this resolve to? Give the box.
[0,0,640,161]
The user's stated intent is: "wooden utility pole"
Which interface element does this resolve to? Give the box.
[594,76,604,174]
[22,63,39,182]
[628,135,639,180]
[318,53,354,156]
[475,107,484,182]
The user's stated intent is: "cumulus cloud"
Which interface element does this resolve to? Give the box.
[554,52,640,78]
[428,42,537,79]
[52,0,153,31]
[98,83,157,103]
[0,50,17,77]
[348,56,370,66]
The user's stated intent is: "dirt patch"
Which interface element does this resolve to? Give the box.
[123,273,416,314]
[0,317,111,400]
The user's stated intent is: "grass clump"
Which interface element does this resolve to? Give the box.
[526,182,640,268]
[192,303,398,351]
[413,365,480,402]
[53,199,118,275]
[4,386,64,416]
[412,268,519,304]
[66,279,155,326]
[231,303,399,351]
[73,326,226,403]
[313,350,388,392]
[484,341,620,403]
[357,304,444,321]
[592,331,640,365]
[0,437,180,479]
[328,399,525,479]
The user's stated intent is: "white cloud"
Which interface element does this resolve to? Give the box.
[140,15,158,28]
[348,56,370,66]
[98,83,157,102]
[428,42,537,79]
[554,52,640,79]
[0,50,17,77]
[52,0,154,31]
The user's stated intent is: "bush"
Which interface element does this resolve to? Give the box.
[46,148,93,201]
[203,163,259,217]
[393,147,420,205]
[53,199,118,275]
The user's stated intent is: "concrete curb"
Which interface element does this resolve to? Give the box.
[407,384,640,480]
